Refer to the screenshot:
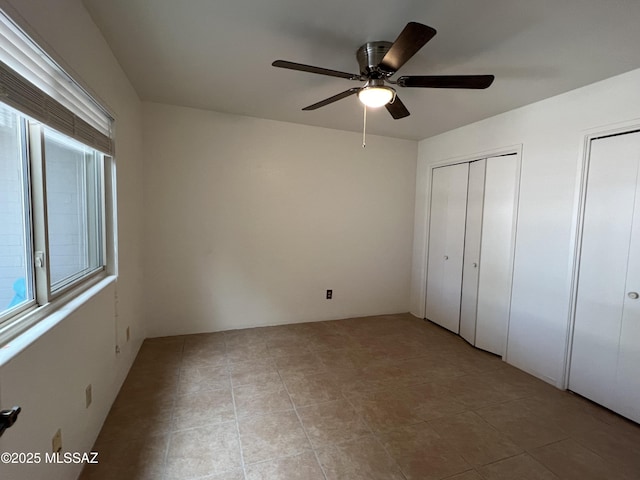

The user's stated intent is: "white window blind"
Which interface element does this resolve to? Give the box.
[0,9,113,154]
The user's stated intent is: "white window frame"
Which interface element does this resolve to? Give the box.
[0,8,116,348]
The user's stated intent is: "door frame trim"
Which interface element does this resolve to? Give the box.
[564,120,640,389]
[420,144,523,359]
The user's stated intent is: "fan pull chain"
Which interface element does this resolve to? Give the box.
[362,104,367,148]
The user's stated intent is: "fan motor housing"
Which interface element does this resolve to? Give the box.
[356,41,392,78]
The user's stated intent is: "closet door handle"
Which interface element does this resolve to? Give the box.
[444,255,449,260]
[472,262,478,268]
[628,292,639,300]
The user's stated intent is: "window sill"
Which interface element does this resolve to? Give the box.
[0,274,116,368]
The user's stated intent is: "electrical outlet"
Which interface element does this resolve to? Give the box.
[85,384,92,408]
[52,429,62,453]
[126,326,130,342]
[326,289,333,299]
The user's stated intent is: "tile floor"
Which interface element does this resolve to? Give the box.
[79,313,640,480]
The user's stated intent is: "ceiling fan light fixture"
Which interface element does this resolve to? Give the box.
[358,85,395,108]
[273,22,494,120]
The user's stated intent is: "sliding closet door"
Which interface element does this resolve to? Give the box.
[570,131,640,422]
[426,163,469,333]
[460,160,486,344]
[617,166,640,422]
[475,154,518,356]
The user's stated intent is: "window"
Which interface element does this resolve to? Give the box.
[44,128,103,291]
[0,8,114,343]
[0,106,33,315]
[0,103,107,323]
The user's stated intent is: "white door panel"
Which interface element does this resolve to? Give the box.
[460,160,486,344]
[570,131,640,422]
[615,147,640,422]
[475,155,518,355]
[426,163,469,333]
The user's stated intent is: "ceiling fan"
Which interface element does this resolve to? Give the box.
[273,22,494,119]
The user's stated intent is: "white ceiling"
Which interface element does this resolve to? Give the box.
[83,0,640,141]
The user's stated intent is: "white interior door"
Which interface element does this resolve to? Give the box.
[570,131,640,422]
[460,159,486,344]
[475,154,518,356]
[426,163,469,333]
[616,167,640,422]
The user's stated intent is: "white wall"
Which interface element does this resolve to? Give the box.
[411,67,640,387]
[0,1,144,479]
[143,102,417,337]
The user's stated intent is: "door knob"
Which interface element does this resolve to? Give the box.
[444,255,449,260]
[472,262,478,268]
[628,292,639,300]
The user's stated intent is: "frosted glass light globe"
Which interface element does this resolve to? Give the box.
[358,86,394,108]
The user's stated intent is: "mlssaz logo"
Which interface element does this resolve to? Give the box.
[45,452,99,464]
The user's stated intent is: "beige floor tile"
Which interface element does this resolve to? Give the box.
[226,342,271,364]
[116,367,180,401]
[234,385,293,417]
[349,387,425,432]
[478,453,559,479]
[434,374,522,410]
[181,347,228,369]
[316,435,405,480]
[84,432,169,480]
[238,410,311,464]
[172,389,235,430]
[479,365,558,398]
[232,375,284,397]
[178,365,230,394]
[429,411,523,467]
[377,422,471,480]
[99,394,175,441]
[127,352,183,376]
[298,399,371,448]
[393,355,467,383]
[283,372,346,407]
[224,327,268,347]
[275,352,327,376]
[571,422,640,476]
[183,332,226,349]
[165,422,241,479]
[314,347,376,371]
[530,438,636,480]
[443,471,484,480]
[475,398,568,449]
[245,451,325,480]
[307,332,359,351]
[266,343,311,358]
[338,367,406,395]
[166,470,244,480]
[446,348,506,375]
[91,313,640,479]
[520,394,610,437]
[356,338,426,362]
[358,362,421,389]
[406,382,468,421]
[229,360,281,388]
[261,324,309,344]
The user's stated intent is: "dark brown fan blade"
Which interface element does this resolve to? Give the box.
[379,22,436,73]
[385,95,410,119]
[302,88,360,110]
[273,60,361,80]
[397,75,495,89]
